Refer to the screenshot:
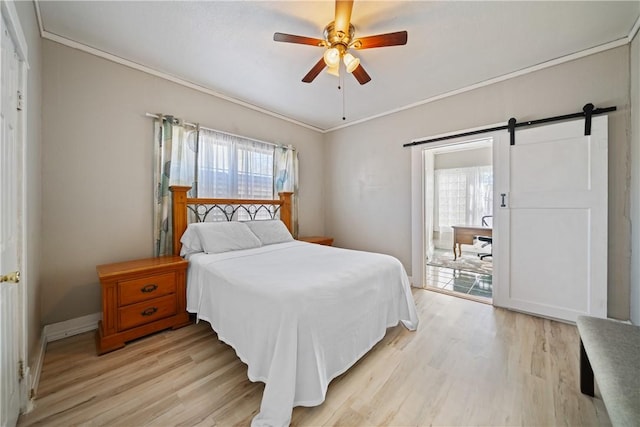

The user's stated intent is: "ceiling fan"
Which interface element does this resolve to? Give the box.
[273,0,408,85]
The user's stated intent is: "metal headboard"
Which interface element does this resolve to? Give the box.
[187,202,281,223]
[169,186,293,256]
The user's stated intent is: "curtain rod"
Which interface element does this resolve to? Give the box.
[403,104,617,148]
[145,113,295,151]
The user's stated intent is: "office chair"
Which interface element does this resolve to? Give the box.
[477,215,492,260]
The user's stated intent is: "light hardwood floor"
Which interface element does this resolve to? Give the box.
[18,289,611,426]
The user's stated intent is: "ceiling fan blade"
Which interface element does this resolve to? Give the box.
[352,31,408,49]
[302,58,327,83]
[351,64,371,85]
[273,32,325,47]
[334,0,354,35]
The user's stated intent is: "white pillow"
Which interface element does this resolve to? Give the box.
[245,220,294,245]
[180,223,204,256]
[194,222,262,254]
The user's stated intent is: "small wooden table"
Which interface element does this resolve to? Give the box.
[451,225,492,260]
[96,256,191,354]
[298,236,334,246]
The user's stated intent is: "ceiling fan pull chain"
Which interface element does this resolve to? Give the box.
[341,71,346,120]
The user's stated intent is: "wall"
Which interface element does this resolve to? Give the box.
[325,46,631,320]
[434,146,492,169]
[41,40,325,324]
[15,0,43,372]
[631,33,639,325]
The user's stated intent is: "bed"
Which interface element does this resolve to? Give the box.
[170,186,419,427]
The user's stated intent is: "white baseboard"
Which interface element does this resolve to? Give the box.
[29,312,102,401]
[29,332,47,399]
[43,312,101,343]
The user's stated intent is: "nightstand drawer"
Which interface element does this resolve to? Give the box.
[118,272,176,306]
[118,294,177,331]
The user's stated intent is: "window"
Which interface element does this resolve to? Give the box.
[195,128,275,221]
[154,117,298,256]
[196,128,274,199]
[435,166,493,230]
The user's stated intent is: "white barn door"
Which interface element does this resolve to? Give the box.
[493,116,608,322]
[1,8,25,427]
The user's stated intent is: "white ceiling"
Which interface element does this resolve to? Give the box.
[37,1,640,132]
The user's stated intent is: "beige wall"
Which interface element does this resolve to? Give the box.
[325,46,631,320]
[15,1,43,370]
[41,40,325,324]
[631,33,639,325]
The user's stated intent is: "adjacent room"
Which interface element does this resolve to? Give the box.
[2,1,640,426]
[423,139,494,302]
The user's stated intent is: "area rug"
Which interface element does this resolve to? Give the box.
[427,251,492,276]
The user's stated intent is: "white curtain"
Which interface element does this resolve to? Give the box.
[237,139,274,199]
[196,129,234,197]
[196,128,274,199]
[274,146,299,237]
[153,116,196,256]
[434,165,493,230]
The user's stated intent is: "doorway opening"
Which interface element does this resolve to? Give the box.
[423,138,493,303]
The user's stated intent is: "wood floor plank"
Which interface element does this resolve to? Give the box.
[18,289,611,426]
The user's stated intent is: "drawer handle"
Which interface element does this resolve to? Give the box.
[141,307,158,317]
[141,284,158,293]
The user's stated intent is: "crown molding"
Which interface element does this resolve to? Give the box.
[41,30,325,133]
[324,36,630,133]
[34,0,324,134]
[629,14,640,42]
[34,0,637,134]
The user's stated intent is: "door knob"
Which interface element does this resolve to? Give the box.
[0,271,20,283]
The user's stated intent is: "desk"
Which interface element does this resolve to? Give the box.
[451,225,492,260]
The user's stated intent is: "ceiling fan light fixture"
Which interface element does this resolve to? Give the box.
[323,47,341,67]
[343,52,360,73]
[327,64,340,77]
[273,0,406,85]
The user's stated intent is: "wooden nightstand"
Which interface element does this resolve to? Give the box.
[96,255,190,355]
[298,236,334,246]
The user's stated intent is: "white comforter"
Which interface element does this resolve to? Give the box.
[186,241,419,427]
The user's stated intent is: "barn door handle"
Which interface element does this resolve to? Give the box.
[500,193,507,208]
[0,271,20,284]
[141,307,158,317]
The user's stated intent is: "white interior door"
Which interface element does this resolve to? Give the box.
[1,11,24,427]
[493,116,608,322]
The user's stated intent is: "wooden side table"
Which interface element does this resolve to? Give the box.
[96,255,190,355]
[298,236,334,246]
